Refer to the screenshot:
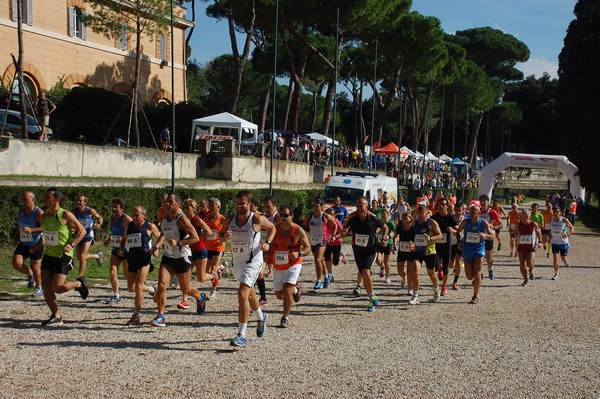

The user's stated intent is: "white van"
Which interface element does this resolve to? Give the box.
[323,171,398,212]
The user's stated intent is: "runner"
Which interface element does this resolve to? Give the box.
[203,198,226,299]
[270,205,311,328]
[256,196,280,306]
[12,191,44,297]
[303,199,337,290]
[506,203,521,257]
[331,196,349,265]
[103,198,132,304]
[394,211,415,297]
[549,207,575,280]
[491,198,506,251]
[220,191,275,347]
[478,195,502,279]
[541,202,554,258]
[72,194,104,278]
[341,196,388,311]
[120,206,160,325]
[515,209,542,286]
[155,193,178,290]
[149,193,202,327]
[324,207,343,283]
[456,204,495,304]
[431,198,459,297]
[39,188,88,326]
[375,209,396,283]
[450,203,465,290]
[412,205,443,303]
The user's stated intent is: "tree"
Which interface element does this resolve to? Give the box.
[84,0,172,147]
[557,0,600,196]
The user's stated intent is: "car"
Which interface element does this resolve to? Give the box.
[0,109,54,140]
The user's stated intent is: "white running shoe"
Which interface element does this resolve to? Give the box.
[408,295,420,305]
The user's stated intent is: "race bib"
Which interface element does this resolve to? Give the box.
[519,235,533,245]
[111,236,122,248]
[551,227,563,236]
[377,233,383,243]
[355,234,369,247]
[398,241,411,252]
[415,234,427,247]
[164,242,174,256]
[45,231,60,246]
[261,230,268,243]
[78,218,92,229]
[126,233,142,248]
[438,234,447,244]
[274,251,289,265]
[20,230,33,243]
[465,232,480,244]
[206,230,218,241]
[310,234,322,246]
[232,240,250,255]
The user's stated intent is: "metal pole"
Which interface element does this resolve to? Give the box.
[269,0,279,195]
[330,7,339,177]
[170,0,175,192]
[369,38,378,173]
[396,52,403,188]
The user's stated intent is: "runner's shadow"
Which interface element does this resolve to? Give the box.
[18,339,204,351]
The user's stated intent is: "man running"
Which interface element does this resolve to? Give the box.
[270,205,311,328]
[506,203,521,257]
[478,195,501,279]
[72,194,104,278]
[303,199,338,290]
[220,191,275,347]
[103,198,132,304]
[431,198,458,297]
[411,205,443,303]
[39,188,88,326]
[491,198,506,251]
[549,207,575,280]
[203,198,226,299]
[515,209,542,286]
[12,191,44,297]
[541,202,554,258]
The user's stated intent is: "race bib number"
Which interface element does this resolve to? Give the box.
[126,233,142,248]
[398,241,411,252]
[519,235,533,245]
[206,230,218,241]
[111,236,122,248]
[465,232,480,244]
[377,233,383,243]
[20,230,33,243]
[438,234,447,244]
[78,218,92,229]
[45,231,60,246]
[232,240,250,255]
[164,242,174,256]
[274,251,289,265]
[310,234,322,246]
[261,230,268,243]
[355,234,369,247]
[415,234,427,247]
[551,227,563,237]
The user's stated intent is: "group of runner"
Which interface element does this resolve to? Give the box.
[12,188,576,347]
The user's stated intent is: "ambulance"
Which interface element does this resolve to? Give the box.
[322,172,398,212]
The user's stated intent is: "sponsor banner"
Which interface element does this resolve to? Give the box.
[509,154,559,168]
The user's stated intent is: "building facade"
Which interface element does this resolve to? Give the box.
[0,0,192,105]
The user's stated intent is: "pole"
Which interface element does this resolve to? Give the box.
[369,38,378,173]
[396,52,403,189]
[170,0,175,192]
[269,0,279,195]
[331,7,339,177]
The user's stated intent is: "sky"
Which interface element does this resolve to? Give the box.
[187,0,577,79]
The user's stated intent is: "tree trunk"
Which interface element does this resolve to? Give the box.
[258,76,272,132]
[227,0,255,114]
[374,64,402,143]
[320,71,335,135]
[467,111,484,165]
[16,0,28,139]
[283,76,293,131]
[280,21,309,133]
[132,15,142,147]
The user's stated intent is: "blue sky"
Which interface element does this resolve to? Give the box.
[187,0,577,79]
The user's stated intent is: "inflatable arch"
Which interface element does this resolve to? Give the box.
[478,152,584,200]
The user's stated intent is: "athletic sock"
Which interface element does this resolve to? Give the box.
[238,323,248,337]
[257,278,267,300]
[255,308,264,322]
[453,275,459,284]
[293,287,298,295]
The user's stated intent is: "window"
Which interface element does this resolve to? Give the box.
[68,6,87,40]
[11,0,33,25]
[119,23,128,51]
[158,33,167,60]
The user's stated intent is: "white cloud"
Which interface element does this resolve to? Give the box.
[517,58,559,79]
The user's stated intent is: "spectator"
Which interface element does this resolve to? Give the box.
[160,126,170,152]
[36,92,56,141]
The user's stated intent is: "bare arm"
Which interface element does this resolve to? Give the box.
[63,210,86,253]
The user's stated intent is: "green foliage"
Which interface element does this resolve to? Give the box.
[46,76,70,105]
[0,186,322,244]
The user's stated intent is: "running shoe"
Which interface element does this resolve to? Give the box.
[385,276,391,284]
[149,315,166,327]
[27,274,34,288]
[75,277,89,300]
[470,296,479,305]
[148,285,156,296]
[211,272,219,287]
[432,290,441,303]
[257,311,268,337]
[408,295,420,305]
[208,290,217,300]
[488,269,495,280]
[546,253,550,258]
[564,261,570,268]
[441,286,448,296]
[551,274,559,281]
[340,253,347,265]
[96,251,104,266]
[314,280,323,290]
[437,270,443,280]
[369,294,380,306]
[379,268,384,278]
[352,286,361,297]
[279,316,290,328]
[126,313,141,326]
[521,280,529,287]
[259,298,269,307]
[323,273,332,289]
[452,282,459,290]
[497,243,502,251]
[230,333,247,347]
[529,271,535,281]
[293,282,303,303]
[177,300,190,309]
[196,293,206,314]
[33,286,43,297]
[41,315,63,326]
[367,301,375,312]
[106,295,122,304]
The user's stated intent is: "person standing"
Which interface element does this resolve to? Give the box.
[220,191,275,347]
[150,193,202,327]
[549,207,575,280]
[36,92,56,141]
[270,205,311,328]
[12,191,44,297]
[39,188,88,326]
[160,126,170,152]
[72,194,104,278]
[342,197,388,312]
[103,198,132,304]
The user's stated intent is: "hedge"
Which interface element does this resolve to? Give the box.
[0,186,323,243]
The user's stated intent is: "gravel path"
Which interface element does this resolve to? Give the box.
[1,228,599,398]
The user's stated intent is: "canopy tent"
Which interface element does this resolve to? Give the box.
[400,146,415,156]
[424,151,438,161]
[374,142,409,158]
[306,132,339,146]
[439,154,453,163]
[190,112,258,150]
[450,157,467,165]
[414,151,424,159]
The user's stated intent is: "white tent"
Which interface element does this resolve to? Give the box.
[306,132,339,146]
[414,151,424,159]
[425,151,438,161]
[190,112,258,150]
[400,146,415,156]
[439,154,452,163]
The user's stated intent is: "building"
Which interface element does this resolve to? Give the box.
[0,0,192,106]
